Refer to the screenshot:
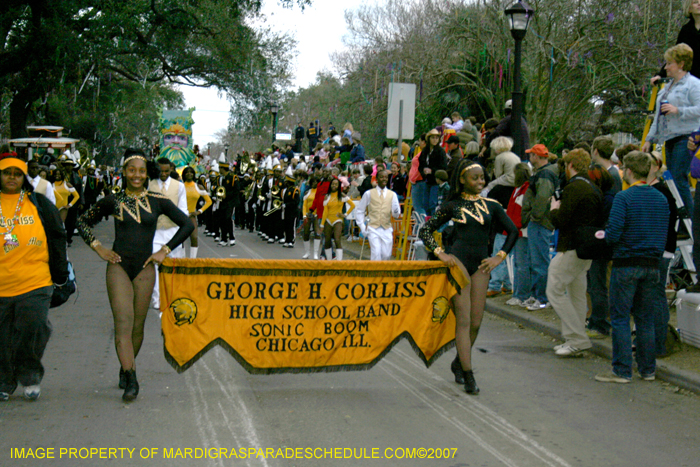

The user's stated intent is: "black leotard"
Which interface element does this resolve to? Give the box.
[419,195,518,275]
[77,191,194,280]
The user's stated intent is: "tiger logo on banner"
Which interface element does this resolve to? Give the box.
[159,258,468,374]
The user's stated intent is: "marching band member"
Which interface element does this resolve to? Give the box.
[301,176,319,259]
[217,162,239,247]
[182,166,212,258]
[282,175,300,248]
[27,159,56,205]
[148,157,188,309]
[321,177,355,260]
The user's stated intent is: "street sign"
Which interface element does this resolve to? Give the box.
[386,83,416,140]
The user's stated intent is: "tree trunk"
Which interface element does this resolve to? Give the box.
[9,87,37,138]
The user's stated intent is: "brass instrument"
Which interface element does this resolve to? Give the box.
[270,184,281,196]
[215,185,226,199]
[243,181,254,200]
[240,161,249,173]
[264,198,284,216]
[111,184,121,194]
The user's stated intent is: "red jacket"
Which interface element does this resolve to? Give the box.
[505,182,529,237]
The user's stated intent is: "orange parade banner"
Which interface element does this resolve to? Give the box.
[159,258,468,374]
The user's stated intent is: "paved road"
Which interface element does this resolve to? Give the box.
[2,226,699,467]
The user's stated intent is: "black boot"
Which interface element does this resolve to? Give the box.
[464,370,479,395]
[122,369,139,402]
[119,368,127,389]
[450,355,464,384]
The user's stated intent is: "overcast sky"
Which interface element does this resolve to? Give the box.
[182,0,365,148]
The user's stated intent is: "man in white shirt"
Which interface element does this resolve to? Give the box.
[354,170,402,260]
[148,157,188,309]
[27,159,56,204]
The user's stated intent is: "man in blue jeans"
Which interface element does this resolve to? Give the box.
[596,151,669,384]
[520,144,559,310]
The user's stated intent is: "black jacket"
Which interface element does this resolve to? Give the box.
[29,192,69,285]
[418,145,447,185]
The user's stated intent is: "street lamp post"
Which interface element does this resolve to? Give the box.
[224,143,229,162]
[270,103,279,144]
[504,1,534,160]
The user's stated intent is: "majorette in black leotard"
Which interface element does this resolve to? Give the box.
[419,195,518,276]
[77,191,193,280]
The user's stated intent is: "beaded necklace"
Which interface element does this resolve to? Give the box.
[0,190,26,253]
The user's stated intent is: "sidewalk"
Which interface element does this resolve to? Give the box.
[485,293,700,394]
[343,241,700,394]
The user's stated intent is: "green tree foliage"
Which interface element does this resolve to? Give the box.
[0,0,302,149]
[275,0,683,154]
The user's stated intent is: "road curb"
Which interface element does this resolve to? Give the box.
[485,300,700,394]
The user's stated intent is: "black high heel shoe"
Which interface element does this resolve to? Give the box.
[464,370,480,395]
[119,368,127,389]
[450,355,465,384]
[122,369,139,402]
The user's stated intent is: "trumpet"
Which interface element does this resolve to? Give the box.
[264,198,283,216]
[215,186,226,199]
[111,184,121,194]
[270,184,281,196]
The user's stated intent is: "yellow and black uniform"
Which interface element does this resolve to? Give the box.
[321,194,355,226]
[185,181,212,215]
[54,180,79,211]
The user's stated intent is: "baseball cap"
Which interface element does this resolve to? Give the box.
[447,135,460,145]
[525,144,549,158]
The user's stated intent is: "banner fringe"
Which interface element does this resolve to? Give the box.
[163,333,456,375]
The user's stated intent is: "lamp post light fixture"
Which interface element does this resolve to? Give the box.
[504,0,534,159]
[224,143,229,161]
[270,103,279,144]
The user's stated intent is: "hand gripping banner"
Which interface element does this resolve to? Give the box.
[159,258,468,374]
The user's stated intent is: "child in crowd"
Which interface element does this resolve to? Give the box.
[435,170,450,208]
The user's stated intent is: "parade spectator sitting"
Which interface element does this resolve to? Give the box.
[350,133,366,163]
[445,112,464,132]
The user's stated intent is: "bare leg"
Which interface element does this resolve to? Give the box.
[323,222,333,249]
[189,216,198,247]
[60,209,68,223]
[303,217,312,241]
[333,222,343,249]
